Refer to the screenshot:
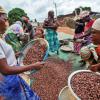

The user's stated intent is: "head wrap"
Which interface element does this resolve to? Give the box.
[6,23,24,36]
[79,11,90,19]
[80,44,99,61]
[21,16,29,23]
[15,21,22,26]
[80,46,91,60]
[0,6,6,14]
[92,18,100,31]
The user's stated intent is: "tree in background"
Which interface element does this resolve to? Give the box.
[82,7,91,12]
[8,8,28,25]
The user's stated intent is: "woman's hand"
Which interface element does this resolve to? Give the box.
[15,52,22,58]
[73,37,77,41]
[32,62,45,70]
[78,35,84,39]
[89,65,98,72]
[0,58,45,75]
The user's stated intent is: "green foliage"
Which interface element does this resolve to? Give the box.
[8,8,28,25]
[81,7,91,11]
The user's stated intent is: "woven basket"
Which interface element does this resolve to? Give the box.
[18,38,49,65]
[18,38,49,85]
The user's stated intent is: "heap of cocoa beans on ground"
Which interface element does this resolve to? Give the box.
[30,57,72,100]
[71,72,100,100]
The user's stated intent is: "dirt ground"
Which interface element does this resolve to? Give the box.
[57,27,75,35]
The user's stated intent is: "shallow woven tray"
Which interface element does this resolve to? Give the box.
[18,38,49,66]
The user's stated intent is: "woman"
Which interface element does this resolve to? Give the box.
[74,18,85,54]
[21,16,34,40]
[78,11,94,46]
[3,21,25,53]
[80,18,100,72]
[43,10,59,54]
[89,18,100,72]
[0,6,44,100]
[34,27,44,39]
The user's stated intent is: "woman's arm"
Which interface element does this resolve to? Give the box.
[76,22,84,26]
[0,58,44,75]
[43,23,57,29]
[15,52,22,58]
[78,28,92,39]
[43,25,57,29]
[43,19,58,29]
[89,63,100,72]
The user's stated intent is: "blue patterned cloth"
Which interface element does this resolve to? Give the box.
[0,74,40,100]
[45,29,59,52]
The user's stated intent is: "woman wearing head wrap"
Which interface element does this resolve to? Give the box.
[78,11,95,46]
[3,21,24,53]
[21,16,34,39]
[73,18,85,54]
[43,10,60,54]
[80,18,100,71]
[0,6,44,100]
[89,18,100,72]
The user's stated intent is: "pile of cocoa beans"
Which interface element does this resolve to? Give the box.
[30,57,72,100]
[23,40,46,65]
[71,72,100,100]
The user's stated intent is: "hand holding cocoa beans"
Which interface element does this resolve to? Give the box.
[32,62,45,70]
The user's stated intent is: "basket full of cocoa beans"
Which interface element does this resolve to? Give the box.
[18,38,49,66]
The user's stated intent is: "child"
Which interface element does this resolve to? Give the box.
[34,27,44,39]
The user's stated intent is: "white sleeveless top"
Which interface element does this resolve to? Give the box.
[0,39,17,66]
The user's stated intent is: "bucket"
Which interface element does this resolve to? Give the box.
[58,86,76,100]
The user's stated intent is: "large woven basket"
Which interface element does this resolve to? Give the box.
[18,38,49,66]
[18,38,49,85]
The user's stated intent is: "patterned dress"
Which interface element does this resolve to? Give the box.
[45,29,59,52]
[43,18,60,53]
[84,19,94,46]
[74,19,85,53]
[0,75,40,100]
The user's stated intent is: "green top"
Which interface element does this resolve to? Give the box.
[4,32,22,52]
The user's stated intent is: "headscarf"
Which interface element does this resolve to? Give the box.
[0,6,6,14]
[80,44,98,61]
[79,11,90,19]
[92,18,100,31]
[0,6,7,23]
[5,23,24,37]
[15,21,22,26]
[80,46,91,60]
